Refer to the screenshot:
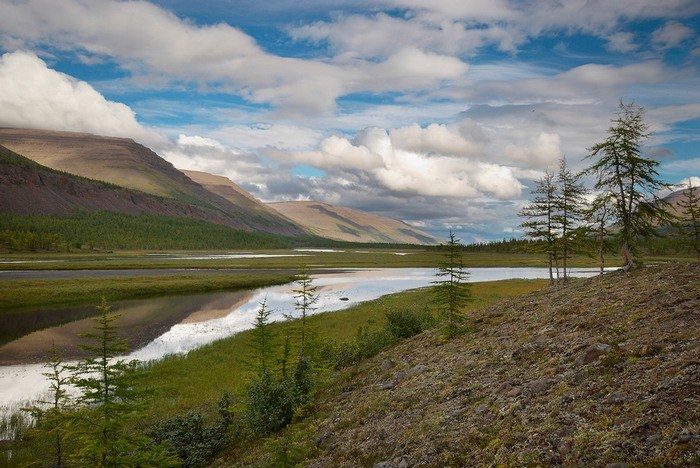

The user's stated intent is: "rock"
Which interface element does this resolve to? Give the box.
[605,463,628,468]
[605,391,629,404]
[374,462,395,468]
[677,434,693,444]
[575,343,611,366]
[340,297,349,301]
[645,434,661,445]
[507,386,523,398]
[381,359,394,371]
[527,378,555,396]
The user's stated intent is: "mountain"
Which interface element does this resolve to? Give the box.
[663,186,695,220]
[268,201,440,245]
[0,128,303,236]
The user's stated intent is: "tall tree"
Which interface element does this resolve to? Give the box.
[70,298,173,466]
[677,180,700,262]
[250,297,275,372]
[24,344,72,468]
[554,156,588,282]
[586,101,671,271]
[291,266,318,358]
[584,191,616,276]
[519,169,559,284]
[432,231,471,337]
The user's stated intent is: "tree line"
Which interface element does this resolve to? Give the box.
[519,101,700,283]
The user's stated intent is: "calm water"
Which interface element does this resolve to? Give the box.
[0,267,604,408]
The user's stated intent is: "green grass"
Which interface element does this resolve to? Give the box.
[0,273,295,313]
[138,278,549,420]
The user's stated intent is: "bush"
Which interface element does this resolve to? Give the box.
[149,393,233,467]
[385,308,436,339]
[244,370,302,437]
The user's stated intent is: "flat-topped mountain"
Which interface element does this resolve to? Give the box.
[0,128,303,236]
[268,200,440,245]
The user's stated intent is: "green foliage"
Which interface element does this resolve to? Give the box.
[519,169,559,283]
[23,345,72,468]
[69,298,175,466]
[149,393,234,467]
[291,266,319,357]
[244,369,303,437]
[433,231,471,337]
[676,181,700,262]
[250,297,275,372]
[0,211,294,252]
[586,101,672,270]
[384,307,436,339]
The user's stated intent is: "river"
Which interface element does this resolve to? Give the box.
[0,267,605,409]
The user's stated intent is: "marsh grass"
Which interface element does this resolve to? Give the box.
[0,273,295,313]
[138,279,548,421]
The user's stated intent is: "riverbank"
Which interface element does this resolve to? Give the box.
[223,262,700,466]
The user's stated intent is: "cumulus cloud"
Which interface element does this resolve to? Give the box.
[652,21,695,49]
[0,51,157,142]
[0,0,470,116]
[281,123,524,200]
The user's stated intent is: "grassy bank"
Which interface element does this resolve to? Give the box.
[0,249,626,271]
[0,273,296,313]
[139,278,549,420]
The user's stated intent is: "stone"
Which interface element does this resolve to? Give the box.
[645,434,661,445]
[381,359,394,371]
[507,386,523,398]
[527,378,555,396]
[677,434,693,444]
[575,343,611,366]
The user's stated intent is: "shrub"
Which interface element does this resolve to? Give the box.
[149,393,233,467]
[244,370,302,437]
[385,308,436,339]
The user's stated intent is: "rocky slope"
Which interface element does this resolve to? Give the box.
[268,201,440,245]
[233,263,700,466]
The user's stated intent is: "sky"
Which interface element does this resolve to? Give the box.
[0,0,699,243]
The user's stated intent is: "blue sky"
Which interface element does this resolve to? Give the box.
[1,0,699,242]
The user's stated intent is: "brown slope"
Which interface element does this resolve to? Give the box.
[0,144,262,228]
[0,128,303,236]
[267,200,440,245]
[234,263,700,466]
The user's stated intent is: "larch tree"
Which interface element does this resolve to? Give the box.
[677,180,700,262]
[519,169,559,284]
[70,298,174,467]
[584,190,616,276]
[554,156,588,283]
[586,101,671,271]
[432,231,471,338]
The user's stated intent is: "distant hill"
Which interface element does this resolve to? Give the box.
[663,186,695,220]
[0,128,303,237]
[268,201,440,245]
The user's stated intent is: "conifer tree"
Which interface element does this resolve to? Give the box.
[432,231,471,337]
[677,180,700,262]
[291,266,318,358]
[586,101,671,270]
[519,169,559,284]
[585,191,616,276]
[24,344,72,468]
[70,298,174,467]
[554,156,588,282]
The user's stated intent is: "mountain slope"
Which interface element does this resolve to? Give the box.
[231,262,700,466]
[0,128,303,236]
[268,201,440,245]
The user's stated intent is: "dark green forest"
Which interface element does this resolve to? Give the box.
[0,211,297,251]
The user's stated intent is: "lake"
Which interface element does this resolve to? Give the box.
[0,267,605,409]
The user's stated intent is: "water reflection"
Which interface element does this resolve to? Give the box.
[0,267,606,407]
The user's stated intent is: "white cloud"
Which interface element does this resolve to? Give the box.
[0,51,157,143]
[176,134,225,150]
[280,123,523,200]
[652,21,695,49]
